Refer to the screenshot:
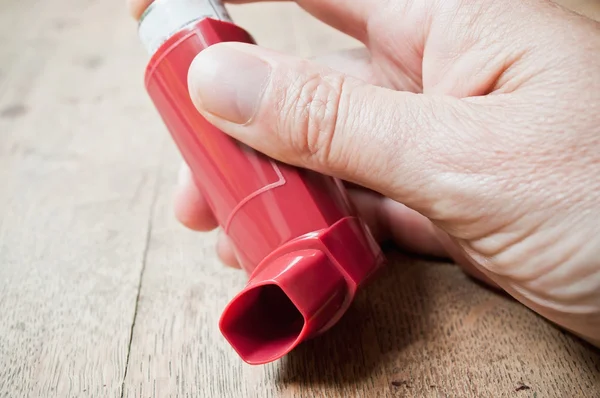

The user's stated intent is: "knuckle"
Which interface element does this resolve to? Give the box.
[277,68,350,167]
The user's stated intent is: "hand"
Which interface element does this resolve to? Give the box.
[128,0,600,346]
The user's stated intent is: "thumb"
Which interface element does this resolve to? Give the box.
[187,42,484,215]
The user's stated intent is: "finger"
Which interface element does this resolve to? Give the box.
[216,230,241,268]
[351,186,500,288]
[129,0,379,42]
[352,186,500,288]
[348,188,447,258]
[187,42,485,218]
[173,163,219,231]
[127,0,152,20]
[225,0,379,41]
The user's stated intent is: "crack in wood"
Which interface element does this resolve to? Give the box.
[120,161,163,398]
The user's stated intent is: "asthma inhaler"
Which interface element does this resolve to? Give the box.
[138,0,385,364]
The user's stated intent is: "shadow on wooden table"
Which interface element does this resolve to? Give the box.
[273,250,436,392]
[269,250,600,396]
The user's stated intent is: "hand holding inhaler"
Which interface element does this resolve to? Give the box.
[137,0,385,364]
[132,0,600,357]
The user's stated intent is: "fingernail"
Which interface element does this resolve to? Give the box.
[189,44,271,124]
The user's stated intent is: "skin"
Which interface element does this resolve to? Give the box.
[127,0,600,346]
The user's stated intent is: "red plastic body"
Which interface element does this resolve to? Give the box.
[144,18,385,364]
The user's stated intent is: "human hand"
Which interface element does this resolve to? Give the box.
[128,0,600,346]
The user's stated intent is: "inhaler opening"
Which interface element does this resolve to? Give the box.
[220,284,305,364]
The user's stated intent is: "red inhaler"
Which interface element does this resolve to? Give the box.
[138,0,385,365]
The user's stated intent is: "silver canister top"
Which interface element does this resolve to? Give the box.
[138,0,232,55]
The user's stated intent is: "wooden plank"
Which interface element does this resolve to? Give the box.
[123,1,600,398]
[1,0,598,397]
[0,1,167,396]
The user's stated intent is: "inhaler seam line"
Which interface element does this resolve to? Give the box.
[223,162,286,233]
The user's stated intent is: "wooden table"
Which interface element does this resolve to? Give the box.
[1,0,599,397]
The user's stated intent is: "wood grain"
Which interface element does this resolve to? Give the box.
[0,1,165,396]
[1,0,599,397]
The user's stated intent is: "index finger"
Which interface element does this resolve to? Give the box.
[127,0,376,42]
[127,0,151,20]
